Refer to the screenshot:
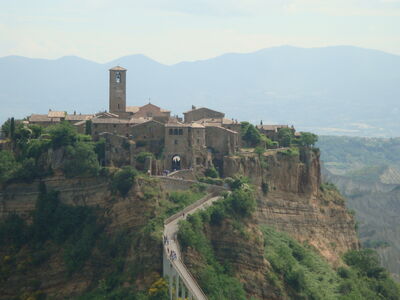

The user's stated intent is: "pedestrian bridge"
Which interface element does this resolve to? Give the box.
[162,193,223,300]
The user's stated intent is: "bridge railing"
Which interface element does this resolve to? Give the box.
[164,245,208,300]
[164,191,222,225]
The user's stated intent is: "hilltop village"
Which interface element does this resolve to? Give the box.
[26,66,296,173]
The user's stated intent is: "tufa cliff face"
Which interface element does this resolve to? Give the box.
[0,176,169,299]
[223,148,359,265]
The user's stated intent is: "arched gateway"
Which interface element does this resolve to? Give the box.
[172,155,181,170]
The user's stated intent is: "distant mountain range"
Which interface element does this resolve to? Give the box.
[1,46,399,137]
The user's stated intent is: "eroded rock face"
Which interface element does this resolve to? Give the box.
[223,149,358,265]
[0,177,164,299]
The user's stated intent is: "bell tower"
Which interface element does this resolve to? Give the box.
[109,66,127,115]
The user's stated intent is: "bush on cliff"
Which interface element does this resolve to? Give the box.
[62,141,100,178]
[204,166,219,178]
[0,150,19,184]
[111,166,138,197]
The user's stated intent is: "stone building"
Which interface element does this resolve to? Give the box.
[164,122,209,170]
[205,126,239,161]
[183,106,225,123]
[131,120,165,155]
[25,65,293,174]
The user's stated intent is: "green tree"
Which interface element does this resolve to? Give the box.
[95,138,106,166]
[1,119,11,138]
[46,122,77,149]
[111,166,138,197]
[0,150,19,184]
[298,132,318,147]
[85,120,93,135]
[242,123,262,147]
[228,188,256,217]
[205,166,219,178]
[277,127,294,147]
[10,117,15,140]
[62,142,100,178]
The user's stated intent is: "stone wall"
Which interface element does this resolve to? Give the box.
[0,176,109,221]
[205,126,239,160]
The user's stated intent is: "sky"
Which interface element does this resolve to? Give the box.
[0,0,400,64]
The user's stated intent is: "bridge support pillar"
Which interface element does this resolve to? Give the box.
[182,284,186,299]
[175,275,179,299]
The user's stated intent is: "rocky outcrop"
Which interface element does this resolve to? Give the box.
[223,148,358,265]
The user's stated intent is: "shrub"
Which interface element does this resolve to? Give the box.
[337,267,351,279]
[111,166,138,197]
[241,122,262,147]
[227,188,256,217]
[136,151,154,164]
[85,120,92,135]
[46,122,77,149]
[205,166,219,178]
[0,150,19,184]
[94,138,106,165]
[62,142,100,178]
[277,127,294,147]
[343,249,386,279]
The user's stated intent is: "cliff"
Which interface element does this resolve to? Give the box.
[223,148,359,265]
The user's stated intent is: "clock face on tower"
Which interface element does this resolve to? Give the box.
[115,72,121,83]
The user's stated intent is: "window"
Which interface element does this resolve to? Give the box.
[174,129,178,135]
[118,104,120,109]
[174,140,178,145]
[115,72,121,83]
[113,124,116,128]
[179,129,183,135]
[197,139,200,144]
[169,129,173,135]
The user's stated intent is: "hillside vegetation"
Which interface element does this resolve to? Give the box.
[178,178,400,299]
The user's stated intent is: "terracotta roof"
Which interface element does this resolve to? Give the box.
[94,112,119,118]
[109,66,127,71]
[131,119,164,127]
[65,114,93,121]
[91,118,130,124]
[165,122,189,128]
[190,123,205,128]
[48,111,66,118]
[73,120,86,126]
[204,124,237,134]
[126,106,140,113]
[183,107,224,115]
[257,125,289,131]
[29,114,51,122]
[129,118,151,124]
